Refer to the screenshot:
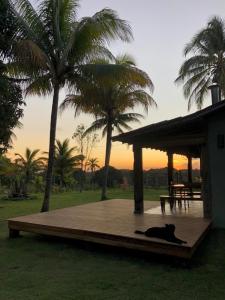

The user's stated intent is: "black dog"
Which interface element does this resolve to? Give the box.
[135,224,187,244]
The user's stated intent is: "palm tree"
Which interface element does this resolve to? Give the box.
[54,139,82,187]
[15,148,44,195]
[86,158,100,173]
[9,0,133,211]
[60,54,156,200]
[85,112,143,199]
[86,157,100,189]
[176,16,225,110]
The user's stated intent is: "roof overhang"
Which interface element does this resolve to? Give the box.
[112,101,225,158]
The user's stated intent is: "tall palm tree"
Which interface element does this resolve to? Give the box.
[85,111,144,199]
[60,55,156,199]
[15,148,44,195]
[54,139,82,187]
[176,16,225,110]
[9,0,133,211]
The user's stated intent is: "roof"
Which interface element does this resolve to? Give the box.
[112,101,225,157]
[113,100,225,143]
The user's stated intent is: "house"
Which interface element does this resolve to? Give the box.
[113,97,225,228]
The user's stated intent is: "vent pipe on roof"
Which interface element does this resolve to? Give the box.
[208,83,221,105]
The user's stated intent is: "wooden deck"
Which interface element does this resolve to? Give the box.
[8,199,211,259]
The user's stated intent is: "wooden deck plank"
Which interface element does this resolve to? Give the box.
[8,199,212,259]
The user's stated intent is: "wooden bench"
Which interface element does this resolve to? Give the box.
[160,195,202,213]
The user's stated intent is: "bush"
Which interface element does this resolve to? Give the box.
[93,166,123,188]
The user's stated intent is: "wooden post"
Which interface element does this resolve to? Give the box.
[187,155,193,184]
[9,229,20,238]
[200,145,212,218]
[167,152,173,194]
[133,144,144,214]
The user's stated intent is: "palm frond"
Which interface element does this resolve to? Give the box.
[25,74,52,96]
[176,16,225,109]
[115,53,136,66]
[59,94,90,116]
[84,118,107,136]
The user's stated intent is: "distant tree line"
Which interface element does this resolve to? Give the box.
[120,168,201,188]
[0,123,126,199]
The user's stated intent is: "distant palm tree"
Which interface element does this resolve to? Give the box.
[54,139,82,187]
[15,148,44,195]
[60,54,156,200]
[176,16,225,109]
[86,158,100,173]
[9,0,133,211]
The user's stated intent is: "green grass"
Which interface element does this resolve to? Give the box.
[0,187,166,219]
[0,188,225,300]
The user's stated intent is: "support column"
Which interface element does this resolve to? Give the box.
[167,151,173,194]
[187,155,193,184]
[9,229,20,238]
[200,145,212,218]
[133,144,144,214]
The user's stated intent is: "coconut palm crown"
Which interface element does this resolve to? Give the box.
[15,148,44,176]
[176,16,225,110]
[54,139,82,186]
[15,148,44,193]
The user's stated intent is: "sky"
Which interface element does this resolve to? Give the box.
[10,0,225,170]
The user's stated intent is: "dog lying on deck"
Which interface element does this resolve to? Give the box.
[135,224,187,245]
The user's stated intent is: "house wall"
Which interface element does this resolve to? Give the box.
[208,112,225,228]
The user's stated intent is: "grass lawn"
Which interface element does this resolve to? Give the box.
[0,188,225,300]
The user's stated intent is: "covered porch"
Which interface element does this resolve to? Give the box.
[113,111,211,219]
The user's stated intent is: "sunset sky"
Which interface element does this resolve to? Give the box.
[10,0,225,170]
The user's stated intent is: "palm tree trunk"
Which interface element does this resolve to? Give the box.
[101,120,112,200]
[91,167,94,190]
[23,170,30,197]
[79,159,84,192]
[41,83,60,212]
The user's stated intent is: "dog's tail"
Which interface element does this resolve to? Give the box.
[171,237,187,244]
[180,240,187,244]
[135,230,145,234]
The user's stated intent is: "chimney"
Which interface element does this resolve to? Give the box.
[208,83,221,105]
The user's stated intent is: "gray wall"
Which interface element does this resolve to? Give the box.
[208,112,225,228]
